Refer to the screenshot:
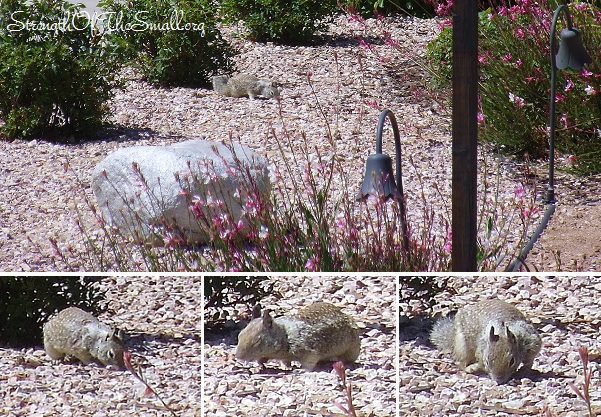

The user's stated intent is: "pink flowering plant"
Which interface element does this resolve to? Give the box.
[66,136,450,272]
[428,0,601,173]
[341,7,543,270]
[61,72,450,272]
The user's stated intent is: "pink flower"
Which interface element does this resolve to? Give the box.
[305,257,317,271]
[437,19,452,30]
[514,186,526,199]
[564,79,575,92]
[522,206,539,218]
[365,100,378,109]
[508,92,525,108]
[555,92,566,102]
[435,0,453,17]
[358,38,373,51]
[515,28,525,38]
[384,31,399,48]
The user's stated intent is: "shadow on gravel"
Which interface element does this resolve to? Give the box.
[92,125,178,145]
[126,331,202,354]
[399,315,436,345]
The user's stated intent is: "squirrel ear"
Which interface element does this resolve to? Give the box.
[505,326,517,343]
[488,324,501,343]
[112,328,125,342]
[261,309,273,328]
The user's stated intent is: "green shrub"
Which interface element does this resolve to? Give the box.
[220,0,340,44]
[398,276,450,308]
[344,0,434,18]
[0,0,119,140]
[204,277,275,326]
[0,277,106,347]
[427,1,601,172]
[425,21,453,85]
[100,0,235,86]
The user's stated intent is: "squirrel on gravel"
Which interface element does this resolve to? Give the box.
[212,74,280,99]
[43,307,126,369]
[430,299,542,383]
[235,302,361,370]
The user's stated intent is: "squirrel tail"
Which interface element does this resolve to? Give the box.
[429,316,455,350]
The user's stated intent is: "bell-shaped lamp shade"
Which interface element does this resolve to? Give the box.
[357,153,398,201]
[556,27,592,70]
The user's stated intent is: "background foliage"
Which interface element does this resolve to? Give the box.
[100,0,235,86]
[0,0,118,140]
[0,277,106,347]
[427,1,601,173]
[219,0,340,44]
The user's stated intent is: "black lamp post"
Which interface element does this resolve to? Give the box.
[547,3,592,203]
[506,3,592,271]
[358,109,409,251]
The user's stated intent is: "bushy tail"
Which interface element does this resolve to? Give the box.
[429,316,455,351]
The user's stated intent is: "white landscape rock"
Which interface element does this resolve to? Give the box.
[91,139,270,245]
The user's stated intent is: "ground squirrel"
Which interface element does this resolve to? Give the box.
[43,307,125,369]
[235,302,361,370]
[430,299,541,383]
[212,74,280,99]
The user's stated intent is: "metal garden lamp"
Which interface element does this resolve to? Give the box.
[358,109,409,251]
[547,3,592,203]
[506,4,592,271]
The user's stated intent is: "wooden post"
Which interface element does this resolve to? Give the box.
[452,0,478,271]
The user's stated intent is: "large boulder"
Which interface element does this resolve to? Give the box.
[91,139,270,245]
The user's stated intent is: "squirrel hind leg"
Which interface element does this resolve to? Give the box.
[299,354,320,370]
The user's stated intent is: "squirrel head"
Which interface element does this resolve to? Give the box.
[235,305,288,364]
[482,320,521,383]
[92,327,126,369]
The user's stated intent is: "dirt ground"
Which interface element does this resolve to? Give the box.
[526,170,601,271]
